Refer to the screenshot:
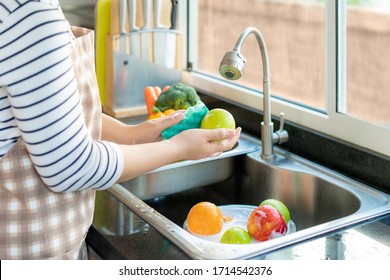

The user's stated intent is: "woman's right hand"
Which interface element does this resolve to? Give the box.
[169,127,242,160]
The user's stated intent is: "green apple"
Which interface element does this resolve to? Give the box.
[260,199,291,223]
[200,108,236,130]
[220,227,251,244]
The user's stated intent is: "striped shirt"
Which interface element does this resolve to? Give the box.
[0,0,123,192]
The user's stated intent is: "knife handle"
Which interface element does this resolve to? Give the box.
[154,0,166,28]
[119,0,127,34]
[142,0,152,29]
[170,0,178,30]
[128,0,138,31]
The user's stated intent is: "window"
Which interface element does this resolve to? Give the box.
[193,0,326,111]
[339,0,390,127]
[182,0,390,157]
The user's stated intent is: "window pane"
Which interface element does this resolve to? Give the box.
[196,0,326,110]
[344,0,390,126]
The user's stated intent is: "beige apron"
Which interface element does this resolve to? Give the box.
[0,27,101,259]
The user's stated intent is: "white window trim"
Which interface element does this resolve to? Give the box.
[182,0,390,157]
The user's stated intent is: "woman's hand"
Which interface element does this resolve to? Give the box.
[101,112,184,144]
[129,111,185,144]
[170,127,242,160]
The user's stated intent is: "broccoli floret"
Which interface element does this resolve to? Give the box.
[153,83,201,112]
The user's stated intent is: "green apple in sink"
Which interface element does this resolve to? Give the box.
[220,226,251,244]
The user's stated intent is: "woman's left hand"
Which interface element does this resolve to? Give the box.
[127,111,185,144]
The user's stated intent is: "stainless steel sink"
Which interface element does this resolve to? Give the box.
[95,134,390,259]
[119,137,259,200]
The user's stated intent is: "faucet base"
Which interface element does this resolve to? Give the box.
[261,121,275,159]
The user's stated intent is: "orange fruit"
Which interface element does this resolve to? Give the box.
[187,202,224,235]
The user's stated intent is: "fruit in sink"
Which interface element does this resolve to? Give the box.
[200,108,236,130]
[247,205,287,242]
[187,202,224,235]
[220,227,251,244]
[260,198,291,223]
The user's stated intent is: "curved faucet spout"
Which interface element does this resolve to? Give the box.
[232,27,271,88]
[219,27,288,159]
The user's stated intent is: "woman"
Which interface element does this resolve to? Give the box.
[0,0,240,259]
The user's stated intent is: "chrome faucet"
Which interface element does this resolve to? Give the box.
[219,27,288,159]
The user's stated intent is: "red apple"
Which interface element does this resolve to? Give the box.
[247,205,287,242]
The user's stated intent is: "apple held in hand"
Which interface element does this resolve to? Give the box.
[200,108,236,130]
[247,205,287,242]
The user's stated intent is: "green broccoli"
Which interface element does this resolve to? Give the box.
[153,83,201,112]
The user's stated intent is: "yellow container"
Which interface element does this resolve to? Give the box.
[95,0,111,106]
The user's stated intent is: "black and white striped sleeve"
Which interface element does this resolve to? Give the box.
[0,1,123,192]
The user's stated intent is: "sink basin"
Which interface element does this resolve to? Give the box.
[95,134,390,259]
[119,137,258,200]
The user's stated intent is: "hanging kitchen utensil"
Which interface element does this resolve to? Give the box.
[111,0,144,113]
[105,0,182,118]
[153,0,166,29]
[118,0,128,53]
[128,0,141,57]
[170,0,178,30]
[113,0,131,110]
[153,0,178,68]
[140,0,153,61]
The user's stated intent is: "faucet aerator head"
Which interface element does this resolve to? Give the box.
[219,51,246,80]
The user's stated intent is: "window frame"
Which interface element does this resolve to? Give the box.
[181,0,390,157]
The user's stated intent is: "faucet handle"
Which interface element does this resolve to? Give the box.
[274,112,289,144]
[279,112,285,132]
